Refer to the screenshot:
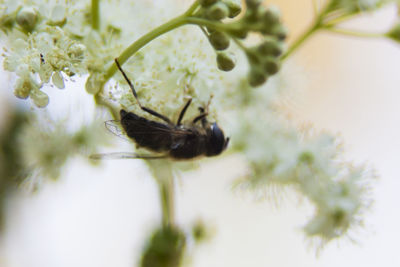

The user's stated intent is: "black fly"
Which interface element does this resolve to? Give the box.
[91,58,229,160]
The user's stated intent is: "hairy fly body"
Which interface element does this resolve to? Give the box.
[92,59,229,160]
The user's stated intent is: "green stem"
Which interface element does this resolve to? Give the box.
[323,13,357,27]
[281,1,334,60]
[185,16,229,32]
[184,0,201,16]
[91,0,100,30]
[312,0,318,16]
[159,173,175,227]
[281,22,320,60]
[323,27,384,38]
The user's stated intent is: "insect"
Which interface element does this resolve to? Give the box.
[91,58,229,160]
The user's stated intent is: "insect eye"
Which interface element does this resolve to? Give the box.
[207,123,226,156]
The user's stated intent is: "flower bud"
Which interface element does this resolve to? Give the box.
[223,0,242,18]
[200,0,218,7]
[0,13,15,31]
[245,47,261,65]
[258,38,284,57]
[30,89,49,108]
[85,73,104,94]
[68,43,86,58]
[216,52,236,71]
[140,227,186,267]
[14,78,33,99]
[263,57,280,75]
[207,2,229,20]
[228,27,247,39]
[261,6,281,25]
[245,0,262,9]
[48,5,66,26]
[16,7,37,32]
[298,151,314,164]
[52,71,65,89]
[209,31,230,50]
[248,67,267,87]
[271,24,288,40]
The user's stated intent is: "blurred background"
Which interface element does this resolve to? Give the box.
[1,0,400,266]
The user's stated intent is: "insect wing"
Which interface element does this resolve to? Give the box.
[90,152,167,160]
[104,120,130,141]
[121,114,190,151]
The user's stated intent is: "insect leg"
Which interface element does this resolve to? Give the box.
[192,112,208,124]
[114,58,172,124]
[177,98,192,126]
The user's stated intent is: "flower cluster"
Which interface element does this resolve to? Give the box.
[232,109,373,245]
[1,1,90,107]
[17,113,108,184]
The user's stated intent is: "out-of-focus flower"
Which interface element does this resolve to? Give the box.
[17,114,109,183]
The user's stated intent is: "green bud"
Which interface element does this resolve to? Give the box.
[271,24,288,40]
[263,57,280,75]
[246,47,261,65]
[140,227,186,267]
[216,52,236,71]
[228,27,247,39]
[387,23,400,43]
[261,6,281,25]
[223,0,242,18]
[244,7,262,23]
[207,2,229,20]
[209,31,230,50]
[245,0,262,9]
[258,38,284,57]
[192,220,209,243]
[298,151,314,164]
[0,13,15,31]
[200,0,218,7]
[16,7,38,32]
[248,67,268,87]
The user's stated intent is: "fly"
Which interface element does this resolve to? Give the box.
[91,58,229,160]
